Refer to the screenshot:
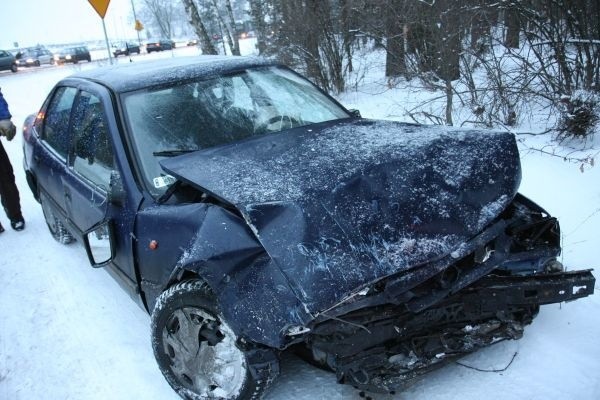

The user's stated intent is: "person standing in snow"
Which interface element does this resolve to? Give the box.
[0,87,25,233]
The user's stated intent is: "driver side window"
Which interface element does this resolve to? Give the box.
[43,86,78,159]
[70,92,115,189]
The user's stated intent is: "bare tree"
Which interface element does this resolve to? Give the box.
[385,0,407,77]
[249,0,269,55]
[142,0,178,38]
[224,0,241,55]
[504,7,520,48]
[182,0,218,55]
[207,0,240,55]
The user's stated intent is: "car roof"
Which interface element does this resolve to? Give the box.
[66,55,277,93]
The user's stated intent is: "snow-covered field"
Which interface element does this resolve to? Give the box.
[0,45,598,400]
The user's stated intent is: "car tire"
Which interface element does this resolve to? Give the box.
[40,194,75,244]
[35,60,40,67]
[10,64,17,73]
[151,280,273,400]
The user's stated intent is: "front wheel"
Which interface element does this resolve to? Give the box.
[151,280,273,400]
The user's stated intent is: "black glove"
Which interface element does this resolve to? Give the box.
[0,119,17,141]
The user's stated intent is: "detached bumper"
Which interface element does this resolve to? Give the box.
[306,270,595,393]
[468,270,595,311]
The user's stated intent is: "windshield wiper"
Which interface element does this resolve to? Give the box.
[153,149,200,157]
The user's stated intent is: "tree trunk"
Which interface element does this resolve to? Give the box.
[385,1,406,77]
[182,0,218,55]
[304,0,327,89]
[249,0,268,55]
[225,0,241,56]
[445,79,453,126]
[505,9,520,49]
[471,6,490,54]
[437,7,461,81]
[211,0,235,55]
[341,0,354,73]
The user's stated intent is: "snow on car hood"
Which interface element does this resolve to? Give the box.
[161,119,521,313]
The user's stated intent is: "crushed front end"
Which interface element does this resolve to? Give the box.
[297,194,595,393]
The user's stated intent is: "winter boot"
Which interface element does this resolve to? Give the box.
[11,219,24,231]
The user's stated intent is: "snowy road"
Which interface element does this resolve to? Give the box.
[0,54,599,400]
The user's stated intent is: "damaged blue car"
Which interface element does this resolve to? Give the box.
[22,56,595,400]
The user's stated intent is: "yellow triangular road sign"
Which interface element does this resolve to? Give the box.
[88,0,110,19]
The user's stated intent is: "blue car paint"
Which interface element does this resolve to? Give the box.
[21,58,588,355]
[21,68,313,347]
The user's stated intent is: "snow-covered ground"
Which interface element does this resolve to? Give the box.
[0,45,598,400]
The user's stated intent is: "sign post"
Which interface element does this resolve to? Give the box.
[87,0,113,65]
[130,0,143,48]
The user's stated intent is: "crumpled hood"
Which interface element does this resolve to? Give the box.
[161,119,521,314]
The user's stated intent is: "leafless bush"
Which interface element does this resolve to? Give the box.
[557,92,599,140]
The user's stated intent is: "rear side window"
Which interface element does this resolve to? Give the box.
[43,86,77,159]
[70,91,115,189]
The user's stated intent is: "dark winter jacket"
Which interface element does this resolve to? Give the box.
[0,90,12,120]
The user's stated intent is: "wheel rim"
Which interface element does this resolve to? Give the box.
[162,307,247,398]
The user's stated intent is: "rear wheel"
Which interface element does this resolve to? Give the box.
[40,194,74,244]
[151,280,272,400]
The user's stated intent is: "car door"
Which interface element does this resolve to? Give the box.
[33,86,78,219]
[38,50,51,64]
[61,87,143,303]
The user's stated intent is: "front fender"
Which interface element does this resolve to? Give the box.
[139,204,312,349]
[175,206,312,349]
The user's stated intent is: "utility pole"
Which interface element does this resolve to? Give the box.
[130,0,142,47]
[87,0,113,65]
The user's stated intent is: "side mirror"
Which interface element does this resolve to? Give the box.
[108,170,126,206]
[83,221,115,268]
[349,109,362,118]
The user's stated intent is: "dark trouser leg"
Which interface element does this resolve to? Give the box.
[0,141,23,222]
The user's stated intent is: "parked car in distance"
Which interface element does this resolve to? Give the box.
[186,38,198,46]
[16,48,54,67]
[146,39,175,53]
[54,46,91,64]
[21,56,595,400]
[113,42,140,57]
[0,49,17,73]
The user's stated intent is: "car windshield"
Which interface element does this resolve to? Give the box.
[122,66,350,196]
